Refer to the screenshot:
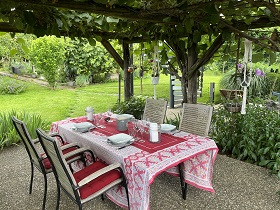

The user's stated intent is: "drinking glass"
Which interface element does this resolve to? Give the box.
[128,123,136,139]
[134,120,145,142]
[138,121,146,141]
[142,118,150,134]
[131,119,140,141]
[95,114,105,128]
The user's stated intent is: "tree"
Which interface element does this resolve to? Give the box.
[64,38,118,83]
[29,36,65,88]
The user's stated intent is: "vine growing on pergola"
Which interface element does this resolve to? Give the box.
[1,0,280,103]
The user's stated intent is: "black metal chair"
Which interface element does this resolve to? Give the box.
[12,116,90,210]
[36,128,130,210]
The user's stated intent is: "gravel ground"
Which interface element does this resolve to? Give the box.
[1,142,279,210]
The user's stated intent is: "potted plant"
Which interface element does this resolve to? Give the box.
[224,94,243,113]
[150,59,160,85]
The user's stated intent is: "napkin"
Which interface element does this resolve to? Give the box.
[73,122,95,132]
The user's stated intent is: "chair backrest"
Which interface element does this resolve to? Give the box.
[179,103,213,137]
[36,128,78,200]
[12,116,42,168]
[142,98,167,124]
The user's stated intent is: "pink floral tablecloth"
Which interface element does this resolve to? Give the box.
[51,116,218,210]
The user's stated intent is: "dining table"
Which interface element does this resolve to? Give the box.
[50,114,219,210]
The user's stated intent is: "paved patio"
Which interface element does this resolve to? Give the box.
[0,140,279,210]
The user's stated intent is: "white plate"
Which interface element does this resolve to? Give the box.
[107,139,134,147]
[107,133,134,145]
[160,124,176,133]
[73,122,95,132]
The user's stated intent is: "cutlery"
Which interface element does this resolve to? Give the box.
[117,145,129,150]
[171,130,180,135]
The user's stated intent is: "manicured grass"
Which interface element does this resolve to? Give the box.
[0,83,74,122]
[0,71,222,127]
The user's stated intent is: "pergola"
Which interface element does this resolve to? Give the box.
[1,0,280,103]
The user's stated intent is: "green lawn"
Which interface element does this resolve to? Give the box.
[0,71,222,125]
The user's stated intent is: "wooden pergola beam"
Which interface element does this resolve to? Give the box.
[101,39,124,69]
[7,0,178,24]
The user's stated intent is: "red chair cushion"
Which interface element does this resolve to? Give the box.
[73,161,121,199]
[41,144,77,170]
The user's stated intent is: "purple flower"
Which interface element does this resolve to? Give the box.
[255,68,265,76]
[237,63,243,69]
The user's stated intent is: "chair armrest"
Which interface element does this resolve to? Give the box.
[32,138,40,144]
[50,133,65,144]
[60,142,80,150]
[63,147,94,161]
[78,162,122,187]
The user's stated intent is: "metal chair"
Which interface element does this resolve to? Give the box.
[142,98,168,124]
[12,116,88,210]
[36,128,130,210]
[178,103,213,199]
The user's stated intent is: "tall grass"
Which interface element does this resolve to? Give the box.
[0,111,49,148]
[0,76,27,94]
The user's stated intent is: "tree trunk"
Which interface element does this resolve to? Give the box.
[123,42,132,100]
[129,43,134,96]
[165,39,188,104]
[187,42,198,104]
[167,35,225,104]
[181,65,188,104]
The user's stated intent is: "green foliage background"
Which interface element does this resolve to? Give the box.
[62,38,118,83]
[210,99,280,178]
[29,36,66,88]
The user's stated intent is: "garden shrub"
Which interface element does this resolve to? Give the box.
[0,110,49,148]
[0,76,27,94]
[29,36,66,89]
[75,74,89,87]
[64,38,117,84]
[210,98,280,178]
[267,72,280,93]
[111,97,146,120]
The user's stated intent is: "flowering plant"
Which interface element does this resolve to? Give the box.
[255,68,265,76]
[237,63,265,77]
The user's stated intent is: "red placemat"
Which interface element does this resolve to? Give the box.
[70,117,186,154]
